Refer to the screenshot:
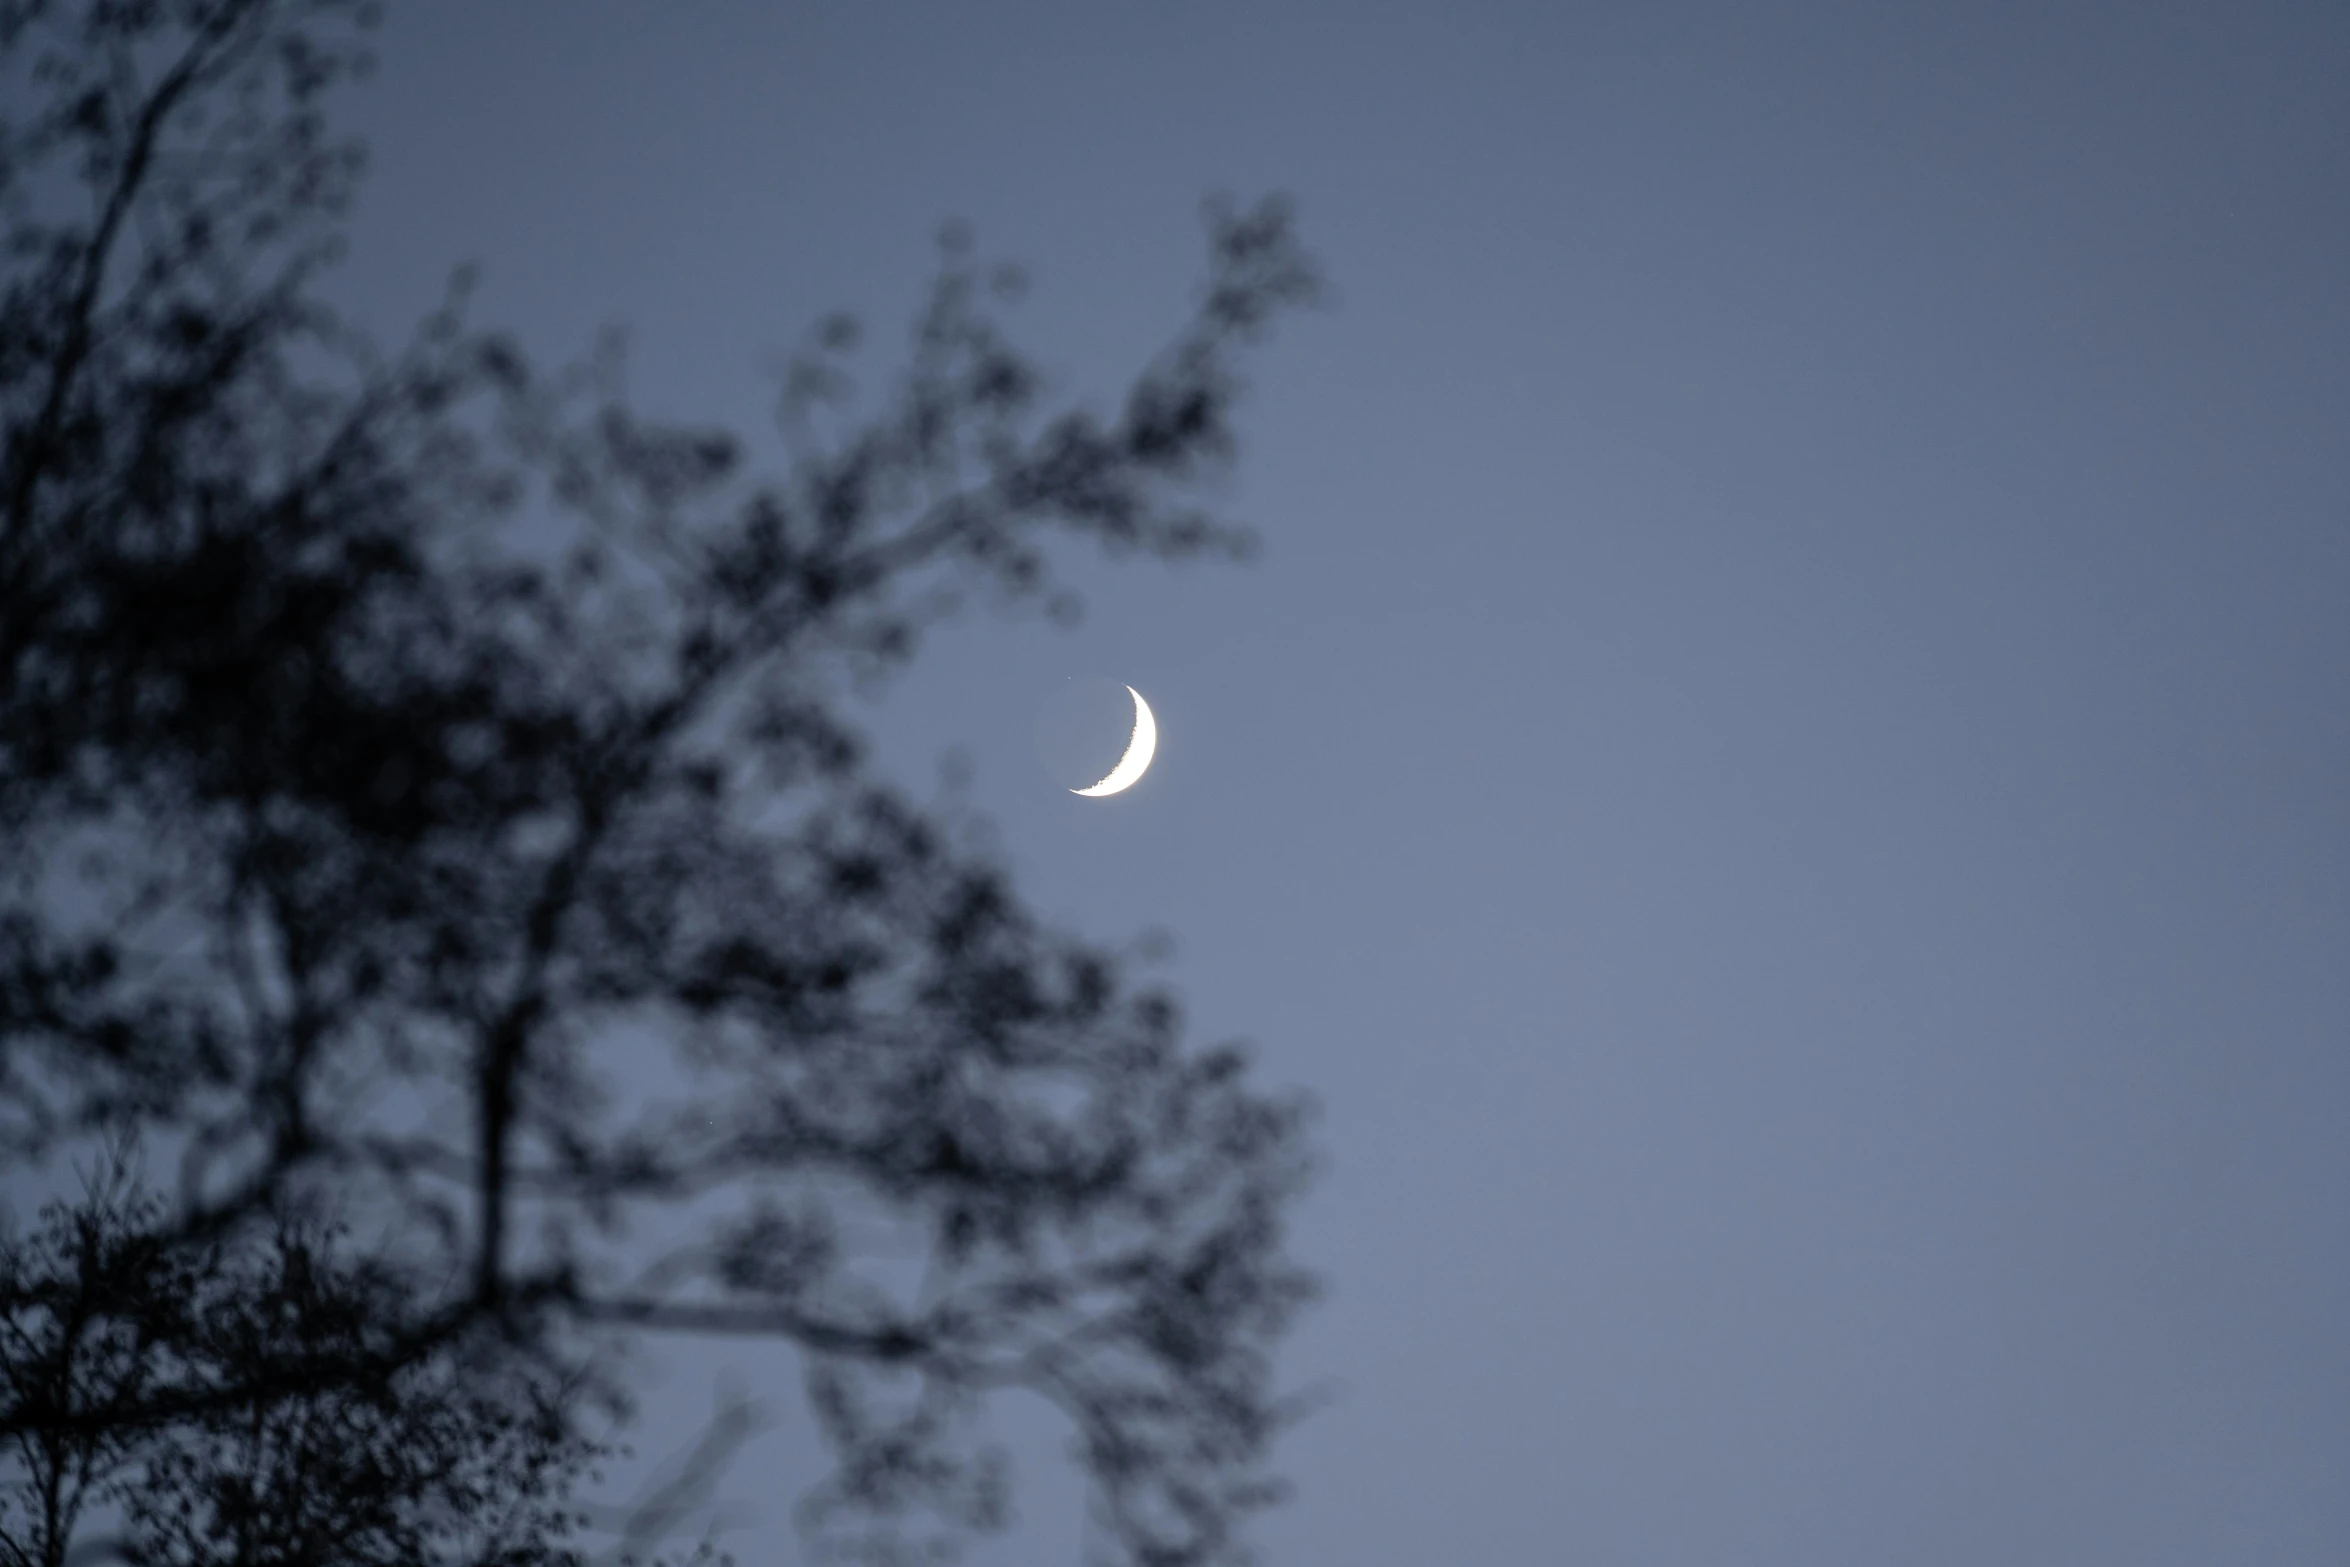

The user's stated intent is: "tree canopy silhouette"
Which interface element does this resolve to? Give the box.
[0,2,1322,1562]
[3,1152,602,1567]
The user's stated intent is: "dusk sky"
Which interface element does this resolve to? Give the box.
[328,3,2347,1561]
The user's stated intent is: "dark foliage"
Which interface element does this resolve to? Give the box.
[0,2,1322,1563]
[0,1150,600,1567]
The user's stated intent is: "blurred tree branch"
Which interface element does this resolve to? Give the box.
[0,2,1323,1563]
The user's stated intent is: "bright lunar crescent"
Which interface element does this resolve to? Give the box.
[1070,686,1157,796]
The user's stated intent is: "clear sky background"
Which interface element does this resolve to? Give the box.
[328,3,2347,1562]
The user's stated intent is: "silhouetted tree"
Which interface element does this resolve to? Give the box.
[0,1151,181,1567]
[0,2,1321,1564]
[0,1147,600,1567]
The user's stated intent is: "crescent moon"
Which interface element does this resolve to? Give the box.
[1071,686,1157,797]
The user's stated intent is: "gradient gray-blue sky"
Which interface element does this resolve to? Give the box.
[329,3,2348,1561]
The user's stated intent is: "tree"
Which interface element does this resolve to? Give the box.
[0,2,1322,1563]
[0,1147,600,1567]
